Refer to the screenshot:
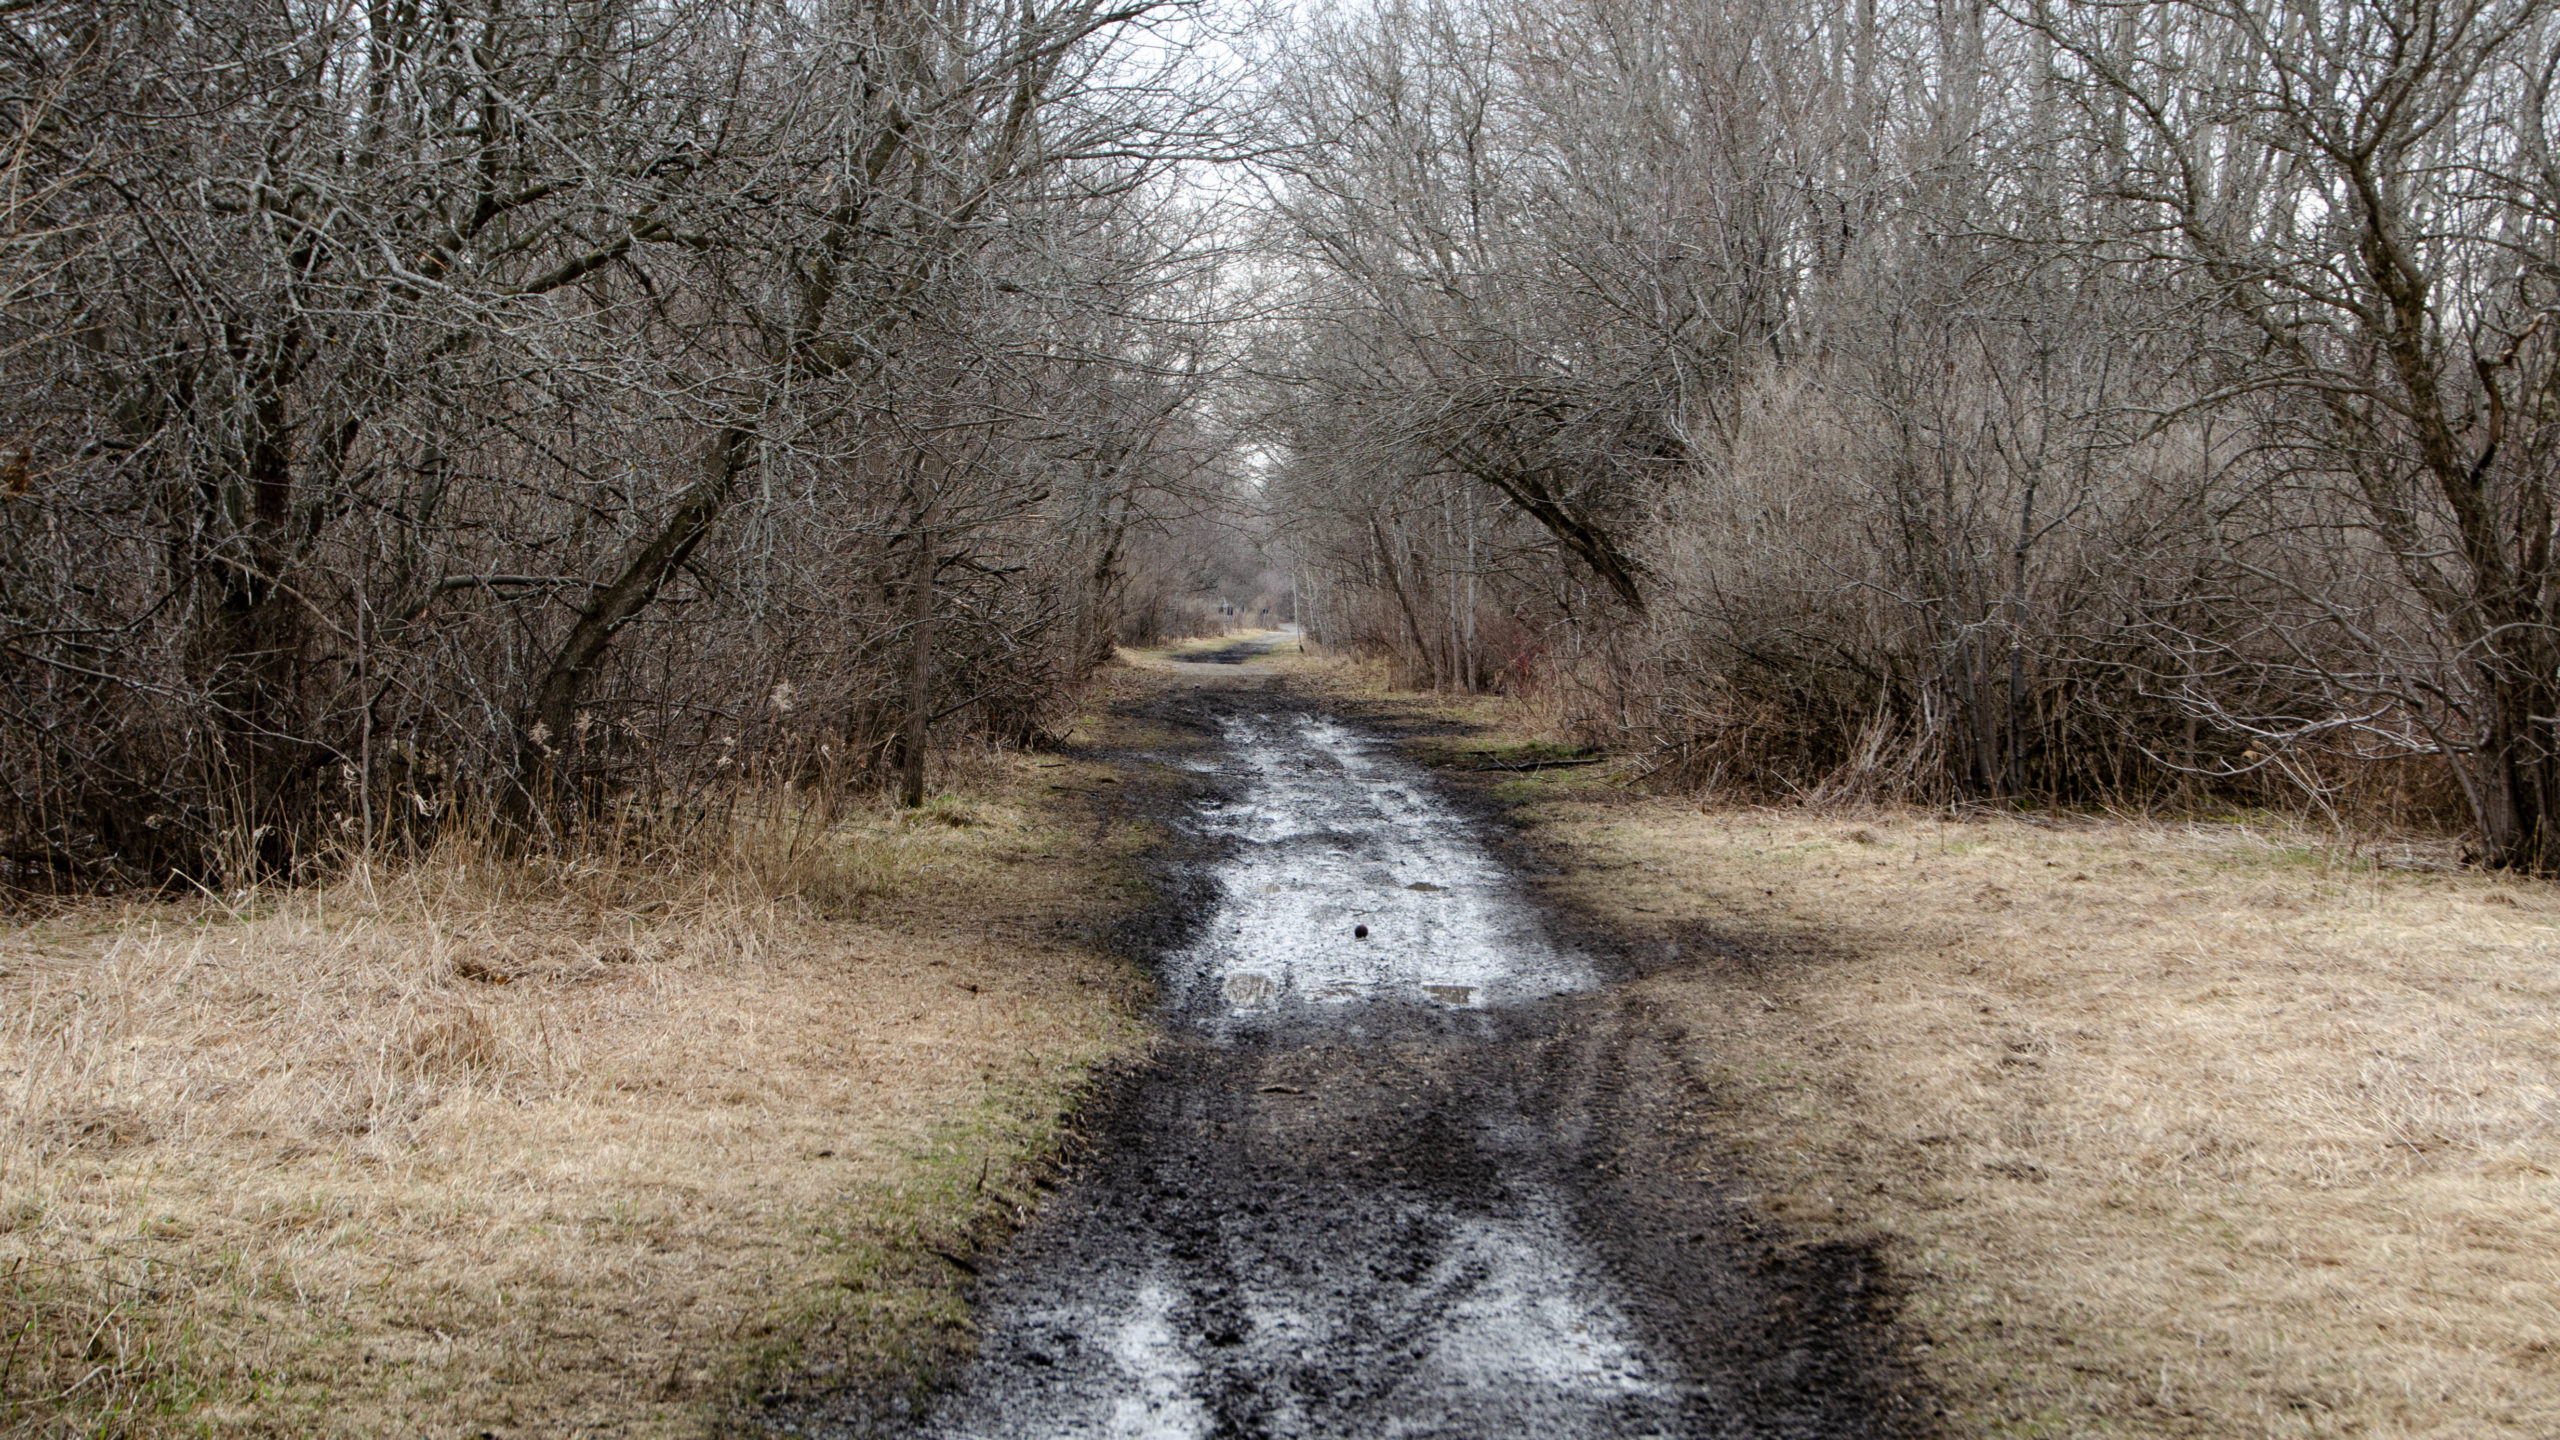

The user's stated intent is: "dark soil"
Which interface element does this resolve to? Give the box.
[1169,635,1294,666]
[762,678,1933,1438]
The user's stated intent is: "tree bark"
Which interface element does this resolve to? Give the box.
[900,485,938,809]
[520,426,751,799]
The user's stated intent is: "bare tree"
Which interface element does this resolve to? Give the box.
[0,0,1237,880]
[2019,0,2560,864]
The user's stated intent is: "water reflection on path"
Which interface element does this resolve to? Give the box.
[1176,716,1598,1025]
[892,709,1694,1440]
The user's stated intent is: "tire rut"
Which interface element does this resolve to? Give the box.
[768,689,1929,1438]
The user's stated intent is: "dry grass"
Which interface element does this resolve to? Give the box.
[0,749,1156,1437]
[1316,667,2560,1436]
[1506,792,2560,1437]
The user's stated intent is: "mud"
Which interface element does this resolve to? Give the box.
[771,682,1927,1439]
[1170,633,1299,667]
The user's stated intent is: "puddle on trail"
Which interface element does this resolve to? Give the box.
[1172,715,1597,1026]
[918,1199,1681,1440]
[879,709,1692,1440]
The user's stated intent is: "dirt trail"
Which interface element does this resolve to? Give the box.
[778,656,1923,1438]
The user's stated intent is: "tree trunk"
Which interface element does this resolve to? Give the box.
[520,426,751,804]
[1371,517,1440,688]
[900,487,937,809]
[198,361,311,874]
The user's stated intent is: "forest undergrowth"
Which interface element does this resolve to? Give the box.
[0,688,1173,1437]
[1306,651,2560,1439]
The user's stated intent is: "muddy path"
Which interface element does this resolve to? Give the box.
[777,668,1926,1438]
[1168,635,1292,665]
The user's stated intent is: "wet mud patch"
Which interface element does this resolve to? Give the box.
[1171,636,1291,666]
[1312,695,1864,989]
[764,685,1930,1438]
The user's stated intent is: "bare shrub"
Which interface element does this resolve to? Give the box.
[0,0,1241,884]
[1256,0,2560,859]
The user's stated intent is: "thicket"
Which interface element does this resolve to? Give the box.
[1259,0,2560,867]
[0,0,1248,886]
[14,0,2557,879]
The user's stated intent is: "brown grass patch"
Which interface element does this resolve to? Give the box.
[1521,797,2560,1437]
[0,752,1155,1436]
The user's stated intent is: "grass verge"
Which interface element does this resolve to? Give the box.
[0,742,1159,1437]
[1327,672,2560,1439]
